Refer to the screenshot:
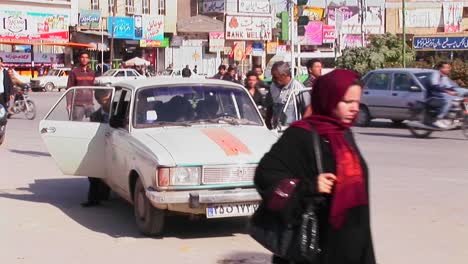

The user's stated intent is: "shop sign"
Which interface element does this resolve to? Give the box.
[342,34,364,48]
[276,45,287,55]
[413,37,468,50]
[239,1,270,14]
[303,7,324,21]
[323,25,336,44]
[225,15,272,41]
[443,2,463,33]
[108,17,134,39]
[209,32,225,52]
[79,10,101,29]
[201,0,225,13]
[266,41,278,54]
[0,10,70,41]
[140,37,169,48]
[231,41,245,61]
[0,52,64,64]
[300,21,323,45]
[251,43,264,56]
[143,15,164,40]
[399,8,442,28]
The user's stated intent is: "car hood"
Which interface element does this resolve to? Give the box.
[140,126,278,166]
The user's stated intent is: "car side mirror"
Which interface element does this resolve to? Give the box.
[409,86,422,92]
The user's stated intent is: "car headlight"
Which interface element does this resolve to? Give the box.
[157,167,201,186]
[0,105,6,119]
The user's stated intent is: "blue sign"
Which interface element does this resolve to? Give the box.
[413,37,468,51]
[108,17,135,39]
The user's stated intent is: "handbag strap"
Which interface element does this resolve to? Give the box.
[312,130,324,174]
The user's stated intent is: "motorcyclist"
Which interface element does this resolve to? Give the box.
[427,61,462,128]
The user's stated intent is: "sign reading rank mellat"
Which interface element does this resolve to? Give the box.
[225,15,272,41]
[413,37,468,50]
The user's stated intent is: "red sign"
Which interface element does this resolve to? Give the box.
[323,25,336,44]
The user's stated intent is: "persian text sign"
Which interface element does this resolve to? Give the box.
[226,15,272,41]
[266,41,278,54]
[413,37,468,51]
[0,10,70,41]
[239,1,270,14]
[143,15,164,40]
[108,17,134,39]
[0,52,64,64]
[323,25,336,44]
[79,10,101,29]
[201,0,225,13]
[209,32,225,52]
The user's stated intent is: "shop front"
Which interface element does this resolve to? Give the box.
[413,34,468,61]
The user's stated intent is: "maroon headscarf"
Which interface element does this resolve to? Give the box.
[291,69,368,229]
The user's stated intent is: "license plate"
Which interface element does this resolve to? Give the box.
[206,202,259,218]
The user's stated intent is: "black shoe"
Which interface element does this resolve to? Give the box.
[81,201,101,207]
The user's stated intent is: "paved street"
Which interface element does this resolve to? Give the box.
[1,92,467,264]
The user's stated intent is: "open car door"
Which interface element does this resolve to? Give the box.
[39,87,114,178]
[274,88,312,132]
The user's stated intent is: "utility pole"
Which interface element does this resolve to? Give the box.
[402,0,406,68]
[359,0,366,47]
[289,0,295,78]
[109,0,117,67]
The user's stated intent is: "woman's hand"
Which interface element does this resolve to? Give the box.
[317,173,337,194]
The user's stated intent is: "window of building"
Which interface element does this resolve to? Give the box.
[91,0,99,10]
[142,0,150,15]
[108,0,114,13]
[158,0,166,15]
[463,7,468,18]
[126,0,135,15]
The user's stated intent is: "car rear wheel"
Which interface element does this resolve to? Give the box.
[134,177,165,236]
[45,82,55,92]
[356,105,371,127]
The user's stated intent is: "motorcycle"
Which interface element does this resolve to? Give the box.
[407,95,468,139]
[0,104,7,145]
[8,85,36,120]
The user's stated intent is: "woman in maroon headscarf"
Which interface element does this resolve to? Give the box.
[254,69,376,264]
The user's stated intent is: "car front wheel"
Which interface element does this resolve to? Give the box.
[134,177,165,236]
[45,82,55,92]
[356,105,371,127]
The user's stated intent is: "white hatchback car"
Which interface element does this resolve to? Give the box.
[39,77,278,236]
[94,69,146,86]
[30,68,71,92]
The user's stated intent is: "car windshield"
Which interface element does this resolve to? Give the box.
[103,70,117,76]
[47,69,61,76]
[414,72,434,89]
[134,85,264,128]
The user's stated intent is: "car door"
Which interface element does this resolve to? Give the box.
[275,88,311,131]
[362,72,394,119]
[57,70,70,88]
[39,87,114,178]
[390,72,425,120]
[105,87,134,199]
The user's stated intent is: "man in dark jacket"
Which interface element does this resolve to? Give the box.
[212,65,226,79]
[0,57,14,110]
[66,51,95,121]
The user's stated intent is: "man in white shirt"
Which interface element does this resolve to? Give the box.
[0,57,14,110]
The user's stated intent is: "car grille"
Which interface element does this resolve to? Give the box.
[202,165,257,184]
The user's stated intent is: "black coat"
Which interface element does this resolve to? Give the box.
[254,127,376,264]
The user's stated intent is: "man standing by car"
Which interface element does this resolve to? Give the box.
[302,59,323,117]
[0,57,14,111]
[245,71,273,128]
[269,61,310,129]
[66,51,95,121]
[212,65,226,79]
[428,61,462,128]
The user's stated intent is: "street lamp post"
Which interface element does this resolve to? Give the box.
[402,0,406,68]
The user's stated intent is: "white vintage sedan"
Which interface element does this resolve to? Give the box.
[39,77,278,236]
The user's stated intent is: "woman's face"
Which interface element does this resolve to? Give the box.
[332,84,362,124]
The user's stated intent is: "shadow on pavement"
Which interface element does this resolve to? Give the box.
[9,149,51,157]
[0,178,249,239]
[358,132,467,141]
[217,251,271,264]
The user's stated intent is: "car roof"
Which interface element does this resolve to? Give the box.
[114,76,245,91]
[369,68,437,74]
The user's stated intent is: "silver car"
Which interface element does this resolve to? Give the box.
[358,68,442,126]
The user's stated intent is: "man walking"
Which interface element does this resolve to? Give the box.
[66,51,95,121]
[302,59,323,117]
[0,57,14,111]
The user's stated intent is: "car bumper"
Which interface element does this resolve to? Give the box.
[145,187,261,209]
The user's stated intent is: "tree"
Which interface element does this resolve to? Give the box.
[337,33,415,75]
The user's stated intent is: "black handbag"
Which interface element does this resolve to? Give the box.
[249,130,324,263]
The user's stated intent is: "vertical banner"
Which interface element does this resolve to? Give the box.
[209,32,225,52]
[232,41,245,61]
[443,2,463,33]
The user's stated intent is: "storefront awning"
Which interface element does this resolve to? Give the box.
[177,15,224,33]
[0,41,94,48]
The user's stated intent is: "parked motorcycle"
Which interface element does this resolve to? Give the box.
[9,85,36,120]
[0,104,7,145]
[407,96,468,139]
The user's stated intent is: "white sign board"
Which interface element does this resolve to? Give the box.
[238,1,270,14]
[399,8,443,28]
[201,0,225,13]
[225,15,272,41]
